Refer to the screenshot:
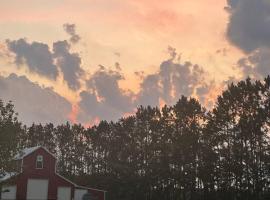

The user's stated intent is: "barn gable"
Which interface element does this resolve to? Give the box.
[14,146,56,160]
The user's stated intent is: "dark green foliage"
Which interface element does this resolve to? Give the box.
[0,100,22,176]
[2,76,270,200]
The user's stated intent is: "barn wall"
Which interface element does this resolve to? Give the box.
[9,147,105,200]
[16,173,76,200]
[22,148,56,175]
[16,148,76,200]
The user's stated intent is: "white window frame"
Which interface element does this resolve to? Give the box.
[36,155,43,169]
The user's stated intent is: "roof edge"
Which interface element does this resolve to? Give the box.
[0,172,20,183]
[14,146,56,160]
[56,173,107,192]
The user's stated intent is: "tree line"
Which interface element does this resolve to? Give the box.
[1,77,270,200]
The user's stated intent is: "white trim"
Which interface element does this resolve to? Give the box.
[21,157,23,173]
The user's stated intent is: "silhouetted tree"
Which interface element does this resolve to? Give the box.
[3,77,270,200]
[0,100,22,176]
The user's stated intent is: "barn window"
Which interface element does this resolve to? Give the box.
[36,155,43,169]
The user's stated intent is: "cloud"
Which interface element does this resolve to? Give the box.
[226,0,270,79]
[5,23,84,90]
[53,40,84,90]
[78,67,134,123]
[4,26,215,124]
[137,48,208,106]
[0,73,72,125]
[237,48,270,79]
[78,47,213,124]
[6,38,58,80]
[63,23,81,44]
[87,68,134,111]
[226,0,270,53]
[78,91,122,123]
[136,74,161,106]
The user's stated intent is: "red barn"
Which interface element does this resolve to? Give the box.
[0,146,106,200]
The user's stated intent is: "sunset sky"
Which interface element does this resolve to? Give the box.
[0,0,269,125]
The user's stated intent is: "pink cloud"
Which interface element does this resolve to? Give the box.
[68,104,79,123]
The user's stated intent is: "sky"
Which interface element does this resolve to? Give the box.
[0,0,269,125]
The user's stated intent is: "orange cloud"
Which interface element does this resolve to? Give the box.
[159,98,166,109]
[84,117,100,128]
[68,104,79,123]
[204,84,224,108]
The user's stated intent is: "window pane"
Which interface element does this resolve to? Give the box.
[36,155,43,169]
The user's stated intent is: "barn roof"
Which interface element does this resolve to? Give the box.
[56,173,107,192]
[14,146,57,160]
[0,172,18,183]
[14,146,41,160]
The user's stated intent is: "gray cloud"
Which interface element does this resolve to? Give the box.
[78,68,134,123]
[78,47,212,123]
[226,0,270,53]
[4,32,214,124]
[247,48,270,76]
[6,39,58,80]
[137,58,207,106]
[0,73,72,125]
[53,40,84,90]
[226,0,270,79]
[134,49,213,110]
[63,23,81,44]
[136,74,161,106]
[87,68,133,111]
[5,24,84,90]
[78,91,127,123]
[237,48,270,79]
[115,62,121,71]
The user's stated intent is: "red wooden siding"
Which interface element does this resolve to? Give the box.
[8,147,105,200]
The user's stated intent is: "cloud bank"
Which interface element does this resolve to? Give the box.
[2,23,216,125]
[0,73,72,125]
[6,25,84,91]
[78,48,213,124]
[226,0,270,53]
[226,0,270,79]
